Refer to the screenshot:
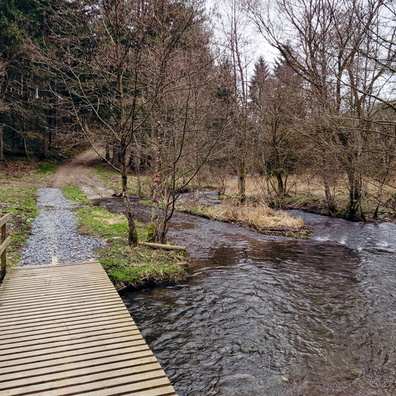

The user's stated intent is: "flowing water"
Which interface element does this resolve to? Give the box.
[102,199,396,395]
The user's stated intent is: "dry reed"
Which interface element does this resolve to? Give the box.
[204,204,305,230]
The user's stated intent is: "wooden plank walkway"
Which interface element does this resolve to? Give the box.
[0,262,177,396]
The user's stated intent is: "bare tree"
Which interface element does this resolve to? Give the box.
[45,0,218,244]
[215,0,255,204]
[45,0,167,245]
[144,3,224,243]
[246,0,393,218]
[250,57,306,205]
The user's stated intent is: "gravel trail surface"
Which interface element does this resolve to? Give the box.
[19,188,103,266]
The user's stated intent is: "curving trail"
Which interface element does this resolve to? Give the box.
[48,149,114,200]
[19,149,112,266]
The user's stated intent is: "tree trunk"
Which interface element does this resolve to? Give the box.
[323,176,336,215]
[149,177,160,242]
[152,215,168,244]
[105,145,110,161]
[42,134,49,158]
[0,125,4,162]
[346,172,362,220]
[274,170,285,197]
[238,163,246,204]
[121,172,138,246]
[112,147,120,166]
[149,124,166,243]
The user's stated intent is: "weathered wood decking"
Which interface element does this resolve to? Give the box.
[0,262,177,396]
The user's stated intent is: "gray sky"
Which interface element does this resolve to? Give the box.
[204,0,279,72]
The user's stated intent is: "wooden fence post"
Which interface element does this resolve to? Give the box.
[0,213,12,282]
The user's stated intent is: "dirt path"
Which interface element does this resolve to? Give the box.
[49,149,114,200]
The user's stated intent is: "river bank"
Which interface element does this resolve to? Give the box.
[122,208,396,396]
[2,155,394,290]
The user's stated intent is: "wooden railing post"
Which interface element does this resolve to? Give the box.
[0,213,12,282]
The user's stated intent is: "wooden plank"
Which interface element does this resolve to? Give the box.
[0,262,177,396]
[1,362,163,388]
[0,316,137,339]
[0,311,135,334]
[1,354,158,377]
[0,235,10,256]
[2,368,171,395]
[0,314,136,336]
[0,345,154,370]
[0,305,129,328]
[81,384,177,396]
[0,289,119,310]
[64,384,178,396]
[0,299,127,321]
[0,286,116,303]
[0,326,144,351]
[139,241,186,251]
[0,275,112,288]
[0,348,157,374]
[0,338,150,364]
[0,213,12,228]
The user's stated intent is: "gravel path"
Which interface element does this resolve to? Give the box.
[19,188,104,266]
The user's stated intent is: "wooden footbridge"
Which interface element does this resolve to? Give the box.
[0,259,178,395]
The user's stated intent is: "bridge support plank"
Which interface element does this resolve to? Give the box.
[0,262,177,396]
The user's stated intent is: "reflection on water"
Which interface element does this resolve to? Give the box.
[103,199,396,395]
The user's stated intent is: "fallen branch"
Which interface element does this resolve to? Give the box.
[139,242,187,251]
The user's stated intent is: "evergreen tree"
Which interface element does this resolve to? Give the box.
[0,0,59,159]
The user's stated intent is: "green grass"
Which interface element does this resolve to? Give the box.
[95,167,122,192]
[0,185,39,266]
[94,164,151,197]
[138,199,152,206]
[72,201,188,289]
[36,161,59,174]
[62,184,90,205]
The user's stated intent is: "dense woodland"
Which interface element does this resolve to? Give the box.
[1,0,396,243]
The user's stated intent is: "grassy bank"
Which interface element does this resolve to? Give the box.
[62,185,188,290]
[0,185,38,266]
[0,161,57,266]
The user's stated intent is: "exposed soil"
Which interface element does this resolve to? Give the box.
[48,149,114,199]
[0,149,114,199]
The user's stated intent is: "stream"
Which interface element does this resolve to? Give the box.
[101,199,396,395]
